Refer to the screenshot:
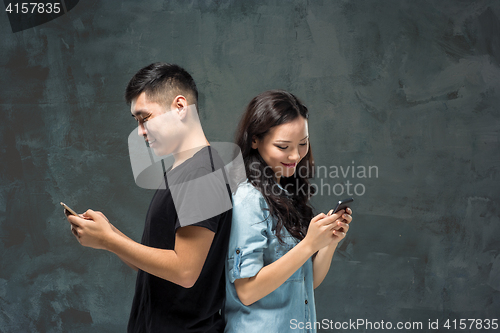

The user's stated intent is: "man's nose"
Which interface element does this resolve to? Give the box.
[137,122,147,137]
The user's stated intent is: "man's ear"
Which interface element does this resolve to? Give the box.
[171,95,189,119]
[171,95,188,109]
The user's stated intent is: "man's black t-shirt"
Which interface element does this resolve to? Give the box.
[127,146,232,333]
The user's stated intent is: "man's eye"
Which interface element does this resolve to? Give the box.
[135,115,152,124]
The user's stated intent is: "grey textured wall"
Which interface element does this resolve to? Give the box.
[1,1,499,332]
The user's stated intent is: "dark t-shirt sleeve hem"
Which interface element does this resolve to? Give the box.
[174,215,220,233]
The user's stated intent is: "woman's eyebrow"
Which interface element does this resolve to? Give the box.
[275,135,309,143]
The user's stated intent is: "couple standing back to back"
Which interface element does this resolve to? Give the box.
[66,62,353,333]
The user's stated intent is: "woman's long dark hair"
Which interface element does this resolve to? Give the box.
[235,90,316,242]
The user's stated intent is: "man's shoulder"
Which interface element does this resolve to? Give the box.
[168,146,216,184]
[170,146,232,229]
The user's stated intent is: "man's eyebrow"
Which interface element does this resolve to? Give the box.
[131,110,148,119]
[275,135,309,143]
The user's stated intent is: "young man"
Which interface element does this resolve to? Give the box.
[66,63,232,332]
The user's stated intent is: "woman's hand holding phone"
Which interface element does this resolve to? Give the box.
[310,207,353,288]
[327,197,353,235]
[328,207,352,233]
[304,211,344,252]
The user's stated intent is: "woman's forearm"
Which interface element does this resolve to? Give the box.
[313,211,351,288]
[234,240,316,306]
[312,243,337,288]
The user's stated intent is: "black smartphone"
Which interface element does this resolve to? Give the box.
[331,197,354,215]
[60,202,78,216]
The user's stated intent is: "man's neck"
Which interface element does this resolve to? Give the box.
[171,138,210,169]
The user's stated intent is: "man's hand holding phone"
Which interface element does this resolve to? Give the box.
[62,203,115,250]
[61,202,84,238]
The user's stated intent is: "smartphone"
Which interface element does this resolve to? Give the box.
[331,197,354,215]
[60,202,78,216]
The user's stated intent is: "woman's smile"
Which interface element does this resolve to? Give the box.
[281,162,297,168]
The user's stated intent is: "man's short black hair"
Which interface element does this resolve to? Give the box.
[125,62,198,108]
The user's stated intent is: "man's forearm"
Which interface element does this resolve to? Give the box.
[69,210,214,288]
[109,225,139,271]
[104,232,187,285]
[103,225,214,288]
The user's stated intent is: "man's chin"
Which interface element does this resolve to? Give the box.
[152,149,166,157]
[151,146,173,158]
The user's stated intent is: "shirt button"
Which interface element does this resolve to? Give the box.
[236,249,240,254]
[305,300,308,304]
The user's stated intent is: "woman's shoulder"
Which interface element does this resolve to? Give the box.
[232,180,268,209]
[231,180,271,227]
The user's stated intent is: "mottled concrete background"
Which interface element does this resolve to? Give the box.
[1,0,499,332]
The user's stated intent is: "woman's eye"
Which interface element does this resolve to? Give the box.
[276,145,288,150]
[299,143,307,146]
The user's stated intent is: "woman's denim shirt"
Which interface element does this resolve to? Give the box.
[224,180,316,333]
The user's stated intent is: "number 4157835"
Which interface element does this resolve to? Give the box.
[443,319,498,330]
[5,2,61,14]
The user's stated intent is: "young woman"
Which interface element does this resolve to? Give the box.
[225,90,353,332]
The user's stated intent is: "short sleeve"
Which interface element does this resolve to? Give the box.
[227,183,270,283]
[171,165,232,232]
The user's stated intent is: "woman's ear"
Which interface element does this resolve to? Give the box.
[251,136,259,150]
